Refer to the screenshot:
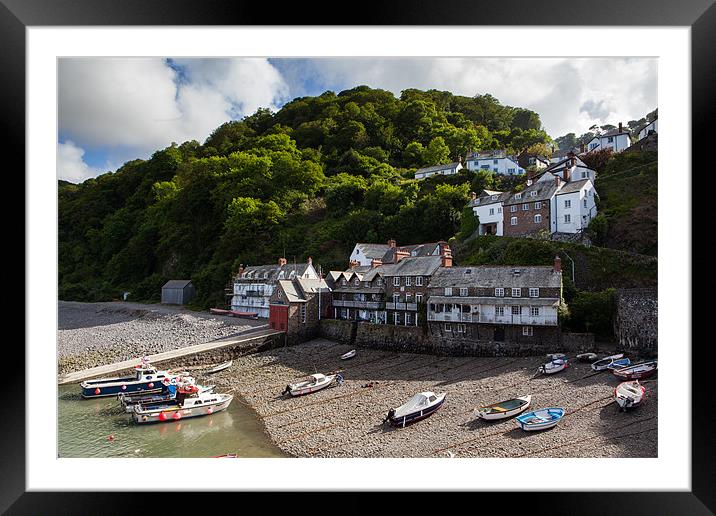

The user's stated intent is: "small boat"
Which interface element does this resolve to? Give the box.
[119,382,215,413]
[591,354,625,372]
[576,352,598,362]
[474,395,531,420]
[515,407,565,431]
[207,360,233,374]
[341,350,356,360]
[538,358,568,375]
[230,310,259,319]
[282,373,338,396]
[132,385,233,424]
[546,353,566,361]
[384,391,446,428]
[606,358,631,371]
[80,360,175,398]
[613,360,658,380]
[210,308,232,315]
[614,381,646,411]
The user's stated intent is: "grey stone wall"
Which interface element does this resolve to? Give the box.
[614,288,658,356]
[560,332,596,352]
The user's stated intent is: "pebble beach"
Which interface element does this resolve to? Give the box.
[59,302,657,458]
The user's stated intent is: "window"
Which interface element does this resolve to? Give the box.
[515,193,522,199]
[607,136,614,143]
[445,323,452,332]
[491,195,498,200]
[510,205,517,213]
[416,276,423,286]
[564,200,571,208]
[508,168,515,173]
[496,306,505,316]
[534,214,542,223]
[495,288,504,297]
[522,204,529,211]
[489,208,494,215]
[511,288,521,297]
[493,159,498,164]
[582,171,587,179]
[377,278,383,286]
[523,326,533,336]
[530,306,540,317]
[529,288,539,298]
[354,278,360,286]
[394,313,400,325]
[461,304,471,313]
[498,207,502,213]
[393,293,400,303]
[481,164,490,170]
[584,198,588,208]
[405,313,412,325]
[512,306,520,315]
[300,304,307,323]
[406,293,412,301]
[406,277,412,286]
[342,279,347,286]
[535,202,541,209]
[460,288,468,297]
[416,293,423,303]
[445,287,453,296]
[510,217,517,226]
[393,277,400,286]
[564,214,571,223]
[456,324,466,333]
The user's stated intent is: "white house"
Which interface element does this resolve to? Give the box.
[231,258,319,318]
[465,150,525,175]
[585,123,631,153]
[551,179,598,234]
[468,189,511,236]
[414,160,463,180]
[637,118,658,141]
[534,156,596,185]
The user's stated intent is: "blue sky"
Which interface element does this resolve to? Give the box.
[58,57,657,183]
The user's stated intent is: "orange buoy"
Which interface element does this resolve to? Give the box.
[207,407,213,414]
[108,434,115,441]
[159,412,167,421]
[94,388,101,395]
[173,412,182,420]
[121,385,127,390]
[148,382,154,388]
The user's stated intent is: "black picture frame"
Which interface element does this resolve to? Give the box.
[4,0,713,513]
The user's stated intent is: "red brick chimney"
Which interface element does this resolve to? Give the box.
[307,256,313,265]
[439,242,453,267]
[618,122,623,133]
[348,259,360,269]
[238,265,245,278]
[394,248,410,262]
[278,257,287,266]
[554,174,561,187]
[370,258,382,268]
[554,255,562,273]
[470,191,477,201]
[387,239,397,248]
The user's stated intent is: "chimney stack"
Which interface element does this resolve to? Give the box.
[370,258,382,269]
[348,259,360,269]
[470,191,477,200]
[278,257,287,266]
[554,255,562,273]
[581,143,586,153]
[307,256,312,265]
[618,122,623,133]
[438,241,453,267]
[394,248,410,263]
[387,239,397,248]
[238,265,245,278]
[554,174,561,187]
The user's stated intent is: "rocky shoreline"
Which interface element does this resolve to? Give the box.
[59,302,657,458]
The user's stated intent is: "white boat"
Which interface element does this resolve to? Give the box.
[576,352,598,362]
[119,382,214,413]
[282,373,338,396]
[591,354,625,371]
[207,360,232,374]
[546,353,566,361]
[132,386,233,424]
[341,350,356,360]
[384,391,446,428]
[474,395,531,420]
[614,381,645,410]
[539,359,568,374]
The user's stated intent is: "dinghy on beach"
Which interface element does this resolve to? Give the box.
[605,358,631,371]
[591,354,625,371]
[474,395,531,421]
[340,349,356,360]
[614,380,645,411]
[282,373,339,397]
[613,360,657,380]
[384,391,446,428]
[207,360,232,374]
[576,352,597,362]
[538,358,568,375]
[515,407,565,431]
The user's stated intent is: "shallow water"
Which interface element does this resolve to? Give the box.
[57,385,286,458]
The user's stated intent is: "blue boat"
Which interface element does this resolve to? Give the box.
[384,391,446,428]
[516,407,565,431]
[80,362,175,399]
[606,358,631,371]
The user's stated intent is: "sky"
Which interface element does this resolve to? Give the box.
[57,57,657,183]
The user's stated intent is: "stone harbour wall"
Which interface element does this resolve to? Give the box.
[614,288,658,356]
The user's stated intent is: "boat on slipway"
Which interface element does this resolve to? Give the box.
[384,392,446,428]
[474,395,531,421]
[79,360,175,399]
[515,407,565,431]
[132,384,233,424]
[614,381,646,411]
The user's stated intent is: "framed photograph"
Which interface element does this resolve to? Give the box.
[5,0,712,512]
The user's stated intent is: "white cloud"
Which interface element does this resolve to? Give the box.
[296,57,657,137]
[58,58,289,155]
[57,141,104,183]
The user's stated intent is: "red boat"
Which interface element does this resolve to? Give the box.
[210,308,232,315]
[230,310,259,319]
[612,360,657,380]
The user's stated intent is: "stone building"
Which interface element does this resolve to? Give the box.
[614,288,658,355]
[268,276,331,343]
[329,268,387,324]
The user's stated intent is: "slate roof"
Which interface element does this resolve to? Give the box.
[503,181,559,206]
[600,128,631,138]
[429,266,562,289]
[379,255,444,277]
[415,162,462,175]
[468,190,511,208]
[467,149,506,159]
[276,277,330,303]
[162,280,193,289]
[354,243,391,260]
[555,178,592,195]
[237,262,312,282]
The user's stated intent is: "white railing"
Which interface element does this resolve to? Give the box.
[332,300,383,309]
[385,302,418,311]
[428,313,558,325]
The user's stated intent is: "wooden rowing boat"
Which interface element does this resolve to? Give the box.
[474,395,531,421]
[207,360,232,374]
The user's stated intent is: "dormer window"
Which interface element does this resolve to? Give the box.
[354,278,360,286]
[491,195,498,200]
[530,191,537,197]
[515,193,522,199]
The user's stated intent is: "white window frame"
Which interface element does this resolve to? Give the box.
[416,293,423,303]
[300,304,307,323]
[530,306,540,317]
[510,217,517,226]
[522,204,529,211]
[511,288,521,297]
[534,214,542,223]
[406,277,412,286]
[405,313,412,325]
[523,326,533,336]
[529,288,539,298]
[460,287,468,297]
[444,323,452,332]
[564,199,571,208]
[445,287,453,296]
[393,277,400,286]
[564,214,571,223]
[416,276,423,286]
[515,193,522,199]
[510,205,517,212]
[495,306,505,316]
[495,288,504,297]
[489,208,494,215]
[512,306,520,315]
[393,312,400,325]
[530,191,537,197]
[535,201,541,209]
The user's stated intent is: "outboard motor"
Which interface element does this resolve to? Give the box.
[383,408,395,424]
[282,385,291,396]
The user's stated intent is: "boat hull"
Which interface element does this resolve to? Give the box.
[388,397,445,428]
[475,396,531,421]
[289,380,333,396]
[516,408,565,431]
[80,379,165,399]
[614,382,645,410]
[613,362,657,380]
[132,396,233,424]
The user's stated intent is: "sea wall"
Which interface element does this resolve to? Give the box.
[614,288,658,356]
